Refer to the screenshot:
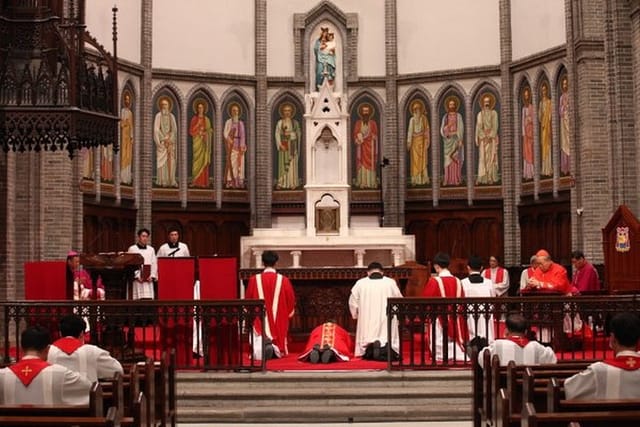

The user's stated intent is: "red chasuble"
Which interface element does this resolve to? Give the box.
[9,359,51,386]
[52,337,84,355]
[299,322,354,361]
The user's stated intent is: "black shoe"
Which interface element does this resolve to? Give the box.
[264,343,275,360]
[372,340,382,360]
[309,344,321,363]
[321,349,334,364]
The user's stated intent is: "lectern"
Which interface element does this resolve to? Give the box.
[81,253,144,300]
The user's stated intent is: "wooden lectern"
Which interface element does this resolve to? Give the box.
[602,205,640,293]
[81,252,144,300]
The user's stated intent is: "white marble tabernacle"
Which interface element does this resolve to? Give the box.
[240,80,415,269]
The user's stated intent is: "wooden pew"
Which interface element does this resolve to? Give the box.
[471,346,485,427]
[522,401,640,426]
[547,376,640,412]
[0,381,104,417]
[0,406,118,426]
[492,360,591,427]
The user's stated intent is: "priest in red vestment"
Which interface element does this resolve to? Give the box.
[245,251,296,360]
[422,252,469,361]
[299,321,354,364]
[524,249,571,295]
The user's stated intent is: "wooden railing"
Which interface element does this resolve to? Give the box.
[1,295,639,370]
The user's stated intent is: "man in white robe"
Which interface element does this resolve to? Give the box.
[478,313,557,368]
[0,326,91,405]
[564,312,640,399]
[127,228,158,299]
[483,255,510,297]
[47,315,123,383]
[461,255,495,344]
[349,262,402,358]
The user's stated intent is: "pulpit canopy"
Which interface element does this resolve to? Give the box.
[602,205,640,293]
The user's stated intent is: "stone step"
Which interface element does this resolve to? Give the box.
[176,369,473,424]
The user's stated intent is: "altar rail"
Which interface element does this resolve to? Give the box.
[1,296,639,370]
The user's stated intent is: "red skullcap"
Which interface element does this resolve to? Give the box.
[536,249,550,257]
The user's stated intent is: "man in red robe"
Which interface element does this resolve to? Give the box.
[570,250,600,293]
[422,252,469,361]
[245,251,296,360]
[353,103,379,189]
[525,249,571,295]
[298,321,353,364]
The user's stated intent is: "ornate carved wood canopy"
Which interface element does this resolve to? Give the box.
[0,0,119,158]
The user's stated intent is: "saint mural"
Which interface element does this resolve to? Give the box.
[120,90,134,185]
[440,95,464,186]
[352,102,379,189]
[521,86,535,181]
[406,99,430,187]
[153,96,178,187]
[223,102,247,189]
[189,99,213,188]
[559,76,570,175]
[539,82,552,177]
[474,93,500,185]
[274,102,302,190]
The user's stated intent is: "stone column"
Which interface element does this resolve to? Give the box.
[499,0,517,265]
[254,0,270,229]
[137,0,153,230]
[384,0,400,226]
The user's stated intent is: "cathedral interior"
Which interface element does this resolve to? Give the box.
[2,0,640,298]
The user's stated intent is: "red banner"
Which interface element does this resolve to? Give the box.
[24,261,67,300]
[198,257,238,300]
[157,257,196,300]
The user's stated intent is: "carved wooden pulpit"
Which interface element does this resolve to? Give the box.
[602,205,640,293]
[81,252,144,300]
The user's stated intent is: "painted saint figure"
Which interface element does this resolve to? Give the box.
[407,99,430,186]
[522,87,535,180]
[440,96,464,186]
[100,145,113,182]
[559,77,570,175]
[120,91,134,185]
[314,27,336,90]
[223,103,247,189]
[275,103,301,189]
[189,100,213,187]
[153,97,178,187]
[353,103,379,189]
[475,94,500,185]
[539,83,552,177]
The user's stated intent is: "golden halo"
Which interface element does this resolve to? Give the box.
[477,92,496,110]
[278,102,296,118]
[409,99,425,114]
[227,102,243,117]
[444,95,460,112]
[192,98,209,115]
[357,102,375,118]
[539,82,550,96]
[561,76,568,91]
[521,85,531,102]
[157,96,173,111]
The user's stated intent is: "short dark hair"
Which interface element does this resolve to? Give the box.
[168,227,180,235]
[262,251,279,267]
[570,250,585,260]
[59,315,87,338]
[21,326,51,351]
[468,255,483,271]
[433,252,450,268]
[610,312,640,347]
[367,261,383,271]
[505,313,529,334]
[137,228,150,237]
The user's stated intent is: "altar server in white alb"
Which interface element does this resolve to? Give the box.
[156,227,191,258]
[349,262,403,358]
[461,255,495,344]
[478,313,557,367]
[564,312,640,400]
[0,326,91,405]
[127,228,158,299]
[47,315,123,383]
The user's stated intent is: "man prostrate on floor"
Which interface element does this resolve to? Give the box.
[246,251,296,360]
[0,326,91,405]
[298,321,353,364]
[48,314,123,382]
[564,311,640,399]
